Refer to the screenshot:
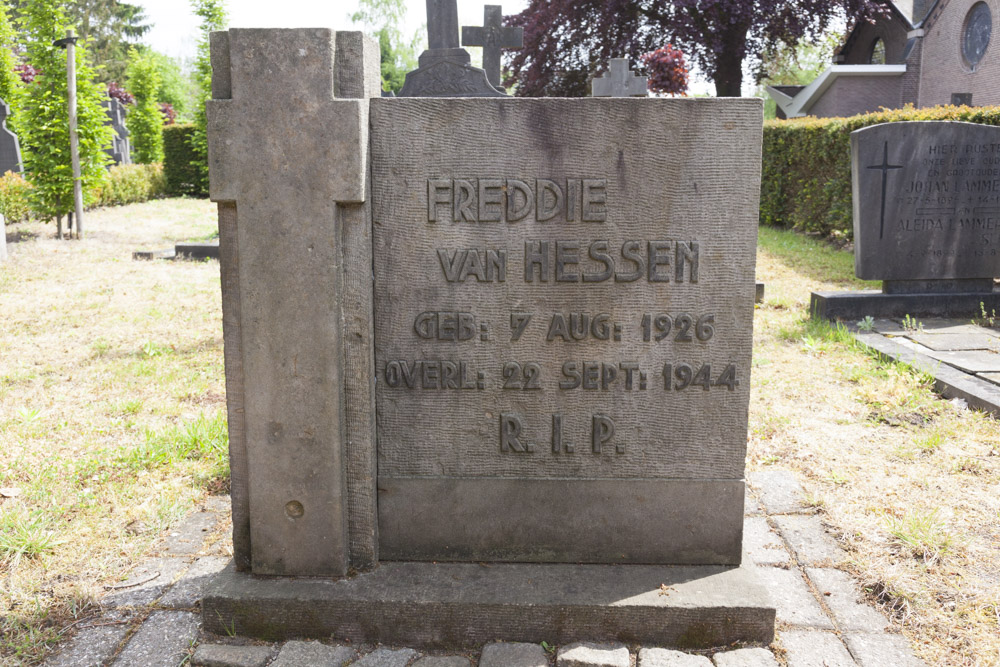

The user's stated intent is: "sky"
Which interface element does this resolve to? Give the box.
[134,0,717,93]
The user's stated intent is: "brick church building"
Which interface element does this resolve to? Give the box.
[768,0,998,118]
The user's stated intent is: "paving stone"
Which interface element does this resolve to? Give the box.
[160,556,230,608]
[921,349,1000,373]
[871,319,906,335]
[271,640,356,667]
[104,556,189,607]
[745,488,763,516]
[845,633,924,666]
[753,567,833,629]
[160,510,218,556]
[353,647,421,667]
[191,643,275,667]
[637,647,712,666]
[780,630,856,667]
[806,568,887,632]
[773,516,845,566]
[711,647,779,667]
[44,621,131,667]
[977,372,1000,386]
[909,331,999,351]
[112,610,200,667]
[412,658,472,667]
[744,517,790,566]
[204,495,232,513]
[747,470,808,515]
[556,642,630,667]
[479,642,548,667]
[916,319,983,335]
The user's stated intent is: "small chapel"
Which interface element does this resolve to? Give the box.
[768,0,998,118]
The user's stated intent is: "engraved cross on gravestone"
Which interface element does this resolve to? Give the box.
[592,58,648,97]
[461,5,523,89]
[866,140,903,240]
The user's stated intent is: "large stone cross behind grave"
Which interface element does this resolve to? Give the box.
[592,58,649,97]
[461,5,523,89]
[206,29,382,576]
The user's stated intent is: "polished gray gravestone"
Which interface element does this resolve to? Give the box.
[202,27,772,649]
[0,97,22,176]
[812,121,1000,319]
[461,5,523,89]
[592,58,648,97]
[103,97,132,165]
[398,0,502,97]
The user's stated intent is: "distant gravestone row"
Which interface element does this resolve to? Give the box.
[102,97,131,165]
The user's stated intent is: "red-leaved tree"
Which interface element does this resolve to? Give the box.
[506,0,885,97]
[641,44,688,96]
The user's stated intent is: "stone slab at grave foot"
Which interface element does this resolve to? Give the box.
[812,122,1000,321]
[201,27,773,649]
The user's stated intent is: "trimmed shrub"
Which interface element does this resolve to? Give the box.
[761,105,1000,238]
[163,123,204,196]
[0,170,31,223]
[92,163,167,207]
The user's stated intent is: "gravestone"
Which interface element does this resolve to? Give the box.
[0,97,22,176]
[461,5,523,90]
[103,97,131,165]
[592,58,648,98]
[203,27,773,649]
[812,121,1000,319]
[399,0,503,97]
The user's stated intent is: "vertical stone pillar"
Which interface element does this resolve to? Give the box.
[207,29,380,576]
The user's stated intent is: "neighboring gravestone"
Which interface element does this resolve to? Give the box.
[103,97,131,165]
[461,5,523,90]
[0,97,22,176]
[812,121,1000,319]
[592,58,648,97]
[202,27,773,649]
[399,0,503,97]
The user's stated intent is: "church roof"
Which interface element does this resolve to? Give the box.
[891,0,939,27]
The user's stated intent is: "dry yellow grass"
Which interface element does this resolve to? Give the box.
[0,199,228,665]
[754,227,1000,667]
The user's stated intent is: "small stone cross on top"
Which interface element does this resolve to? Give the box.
[462,5,523,88]
[592,58,649,97]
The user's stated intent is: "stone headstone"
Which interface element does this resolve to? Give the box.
[103,97,131,165]
[592,58,648,98]
[398,0,503,97]
[204,27,772,649]
[0,97,22,176]
[461,5,523,89]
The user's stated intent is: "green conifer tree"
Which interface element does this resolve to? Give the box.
[124,47,162,163]
[18,0,112,223]
[189,0,226,195]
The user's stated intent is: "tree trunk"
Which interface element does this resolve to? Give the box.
[714,52,743,97]
[56,215,62,239]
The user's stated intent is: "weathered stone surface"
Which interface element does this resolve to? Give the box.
[412,657,471,667]
[203,561,774,649]
[872,318,907,334]
[711,647,779,667]
[806,568,887,632]
[112,611,200,667]
[353,647,421,667]
[921,348,1000,373]
[745,488,763,515]
[592,58,648,97]
[754,567,833,629]
[909,331,999,351]
[919,318,989,334]
[159,510,218,556]
[852,122,1000,281]
[175,242,221,260]
[104,556,188,607]
[811,290,1000,321]
[44,622,130,667]
[270,641,356,667]
[160,556,230,608]
[748,470,808,515]
[372,97,761,565]
[844,633,924,666]
[460,5,523,89]
[773,516,845,566]
[478,642,548,667]
[556,642,629,667]
[744,517,790,566]
[0,97,22,177]
[191,643,274,667]
[779,630,855,667]
[637,648,711,666]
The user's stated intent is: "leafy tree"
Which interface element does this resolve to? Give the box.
[68,0,150,83]
[189,0,227,195]
[349,0,420,93]
[146,50,190,119]
[17,0,112,221]
[640,44,688,96]
[124,47,162,163]
[507,0,884,97]
[0,0,23,119]
[756,31,841,118]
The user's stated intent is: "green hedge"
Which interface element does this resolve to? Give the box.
[163,123,205,197]
[761,105,1000,238]
[0,170,32,223]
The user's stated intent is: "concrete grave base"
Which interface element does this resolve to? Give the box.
[202,561,774,649]
[810,289,1000,321]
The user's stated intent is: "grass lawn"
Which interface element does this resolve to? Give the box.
[0,201,997,665]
